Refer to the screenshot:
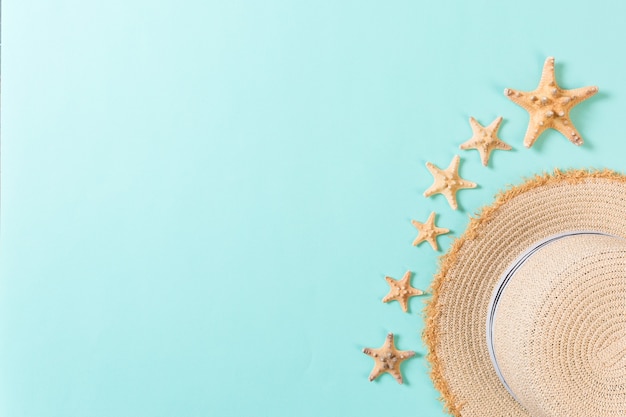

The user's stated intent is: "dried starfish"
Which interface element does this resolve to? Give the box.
[382,271,424,313]
[504,56,598,148]
[362,333,416,384]
[460,116,511,166]
[411,212,449,251]
[424,155,476,210]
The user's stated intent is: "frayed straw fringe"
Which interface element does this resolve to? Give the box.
[422,168,626,416]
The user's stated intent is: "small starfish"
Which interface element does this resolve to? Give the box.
[411,212,449,251]
[423,155,476,210]
[382,271,424,313]
[504,56,598,148]
[460,116,512,166]
[362,333,416,384]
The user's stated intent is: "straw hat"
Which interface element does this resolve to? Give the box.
[424,168,626,417]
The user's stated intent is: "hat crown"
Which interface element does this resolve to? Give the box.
[491,233,626,417]
[597,330,626,370]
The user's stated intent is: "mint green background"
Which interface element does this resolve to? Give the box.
[2,1,625,416]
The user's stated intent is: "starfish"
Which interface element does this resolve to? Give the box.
[460,116,512,166]
[362,333,416,384]
[382,271,424,313]
[423,155,476,210]
[411,212,449,251]
[504,56,598,148]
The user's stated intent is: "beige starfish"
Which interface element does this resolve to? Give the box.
[382,271,424,313]
[424,155,476,210]
[504,56,598,148]
[362,333,416,384]
[460,116,512,166]
[411,212,449,251]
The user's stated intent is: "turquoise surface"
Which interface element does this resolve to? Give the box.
[2,0,625,415]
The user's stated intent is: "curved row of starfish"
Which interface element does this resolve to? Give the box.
[363,56,598,384]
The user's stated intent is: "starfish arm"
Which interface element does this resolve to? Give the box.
[411,221,426,246]
[451,156,474,187]
[368,365,384,382]
[523,132,539,148]
[457,179,477,190]
[459,139,478,150]
[447,155,461,173]
[399,349,416,359]
[423,183,441,198]
[401,270,412,283]
[522,116,551,148]
[424,163,446,197]
[504,88,534,110]
[394,349,416,383]
[441,188,459,210]
[410,219,422,231]
[426,236,439,251]
[469,116,482,134]
[434,225,450,236]
[538,56,557,88]
[408,287,424,297]
[487,116,503,132]
[382,289,395,304]
[523,128,540,147]
[398,297,409,313]
[479,148,491,166]
[494,139,512,151]
[382,292,395,303]
[566,85,599,106]
[362,347,379,358]
[384,333,395,349]
[388,368,404,384]
[552,119,584,145]
[425,161,442,177]
[382,276,398,303]
[425,212,436,226]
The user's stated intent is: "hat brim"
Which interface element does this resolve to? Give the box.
[424,169,626,417]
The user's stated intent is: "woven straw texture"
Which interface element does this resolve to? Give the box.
[424,169,626,417]
[494,234,626,417]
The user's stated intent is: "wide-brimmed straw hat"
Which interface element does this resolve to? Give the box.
[424,168,626,417]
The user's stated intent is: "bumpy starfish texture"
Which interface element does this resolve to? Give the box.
[362,333,416,384]
[411,212,449,251]
[504,56,598,148]
[424,155,476,210]
[382,271,424,313]
[460,116,511,166]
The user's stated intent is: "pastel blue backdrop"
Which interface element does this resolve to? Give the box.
[2,0,625,416]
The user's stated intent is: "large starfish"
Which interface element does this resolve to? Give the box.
[362,333,415,384]
[411,212,449,251]
[504,56,598,148]
[460,116,511,166]
[423,155,476,210]
[382,271,424,313]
